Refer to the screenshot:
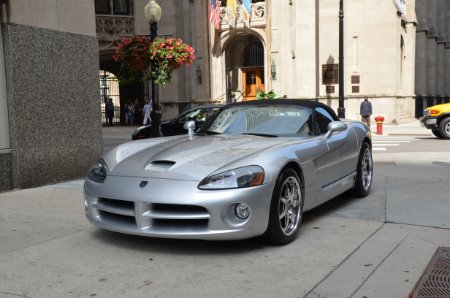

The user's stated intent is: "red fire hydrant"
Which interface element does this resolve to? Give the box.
[374,116,385,135]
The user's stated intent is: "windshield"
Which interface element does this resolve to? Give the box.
[200,105,313,137]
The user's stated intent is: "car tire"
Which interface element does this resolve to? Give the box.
[350,142,373,198]
[438,117,450,139]
[265,168,303,245]
[431,129,442,139]
[432,129,442,138]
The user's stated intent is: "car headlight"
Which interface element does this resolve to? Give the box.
[198,166,265,190]
[87,158,109,183]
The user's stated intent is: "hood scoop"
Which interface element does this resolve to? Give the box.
[144,160,176,172]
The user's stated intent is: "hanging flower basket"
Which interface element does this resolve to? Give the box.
[113,36,152,84]
[148,37,196,86]
[113,36,195,86]
[128,56,150,72]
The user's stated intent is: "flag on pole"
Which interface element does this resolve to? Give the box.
[226,0,237,25]
[227,0,237,15]
[242,0,251,17]
[210,0,222,30]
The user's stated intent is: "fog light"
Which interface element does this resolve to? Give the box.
[235,203,250,219]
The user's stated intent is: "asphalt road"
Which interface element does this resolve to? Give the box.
[0,125,449,298]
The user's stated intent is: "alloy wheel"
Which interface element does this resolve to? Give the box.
[278,176,302,236]
[361,148,373,191]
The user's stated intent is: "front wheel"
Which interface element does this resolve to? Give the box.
[265,168,303,245]
[438,118,450,139]
[350,142,373,197]
[432,129,442,138]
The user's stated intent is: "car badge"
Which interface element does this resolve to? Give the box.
[139,181,148,188]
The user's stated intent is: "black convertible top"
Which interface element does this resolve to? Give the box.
[225,99,339,120]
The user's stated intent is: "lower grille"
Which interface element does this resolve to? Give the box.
[94,198,210,230]
[99,210,136,226]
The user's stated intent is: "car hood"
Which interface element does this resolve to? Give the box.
[109,135,288,181]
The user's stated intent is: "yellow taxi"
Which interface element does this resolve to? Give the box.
[422,103,450,139]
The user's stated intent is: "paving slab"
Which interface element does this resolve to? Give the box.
[305,223,450,298]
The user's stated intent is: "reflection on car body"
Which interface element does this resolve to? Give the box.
[85,99,373,245]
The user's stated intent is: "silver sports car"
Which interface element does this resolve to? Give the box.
[84,99,373,244]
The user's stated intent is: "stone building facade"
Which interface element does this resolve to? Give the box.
[0,1,102,191]
[210,0,418,124]
[1,0,448,191]
[414,0,450,117]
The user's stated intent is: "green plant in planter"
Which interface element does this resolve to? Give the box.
[256,89,277,99]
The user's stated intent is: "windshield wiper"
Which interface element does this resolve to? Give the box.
[242,133,278,137]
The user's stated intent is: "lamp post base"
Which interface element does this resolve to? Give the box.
[150,110,162,137]
[337,107,346,119]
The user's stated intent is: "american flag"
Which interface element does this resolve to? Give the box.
[209,0,222,30]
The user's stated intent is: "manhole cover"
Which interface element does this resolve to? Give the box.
[409,247,450,298]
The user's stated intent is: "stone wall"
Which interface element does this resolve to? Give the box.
[2,24,102,189]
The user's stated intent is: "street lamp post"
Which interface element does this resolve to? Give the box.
[145,0,162,137]
[338,0,346,118]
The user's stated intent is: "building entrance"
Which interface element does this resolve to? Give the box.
[242,67,264,100]
[225,34,264,102]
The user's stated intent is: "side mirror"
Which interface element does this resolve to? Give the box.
[184,120,196,139]
[325,121,347,138]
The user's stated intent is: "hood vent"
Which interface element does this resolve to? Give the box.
[144,160,176,172]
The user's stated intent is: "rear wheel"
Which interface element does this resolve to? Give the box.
[350,142,373,197]
[265,168,303,245]
[438,118,450,139]
[432,129,442,138]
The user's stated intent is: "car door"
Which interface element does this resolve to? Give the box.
[313,107,357,200]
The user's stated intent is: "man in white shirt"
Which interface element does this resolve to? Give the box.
[142,99,152,125]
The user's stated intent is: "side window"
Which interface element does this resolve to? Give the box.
[210,107,221,117]
[314,107,334,135]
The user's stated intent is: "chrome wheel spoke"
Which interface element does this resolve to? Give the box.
[278,176,302,236]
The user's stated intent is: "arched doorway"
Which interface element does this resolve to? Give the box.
[225,34,264,101]
[99,70,121,125]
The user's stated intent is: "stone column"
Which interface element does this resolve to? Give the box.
[435,0,446,96]
[426,0,437,98]
[414,0,428,97]
[445,2,450,97]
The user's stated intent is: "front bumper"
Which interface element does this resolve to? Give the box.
[422,116,438,129]
[84,175,275,240]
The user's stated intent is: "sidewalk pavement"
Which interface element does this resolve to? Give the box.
[370,119,433,137]
[0,122,447,298]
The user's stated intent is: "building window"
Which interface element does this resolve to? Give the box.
[95,0,132,16]
[95,0,111,14]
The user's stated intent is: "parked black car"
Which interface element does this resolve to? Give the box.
[132,104,223,140]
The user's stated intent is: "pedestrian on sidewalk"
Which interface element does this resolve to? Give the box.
[133,99,141,126]
[360,96,372,128]
[142,99,153,125]
[105,98,114,126]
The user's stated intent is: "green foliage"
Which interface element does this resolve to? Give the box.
[256,89,277,99]
[113,36,196,86]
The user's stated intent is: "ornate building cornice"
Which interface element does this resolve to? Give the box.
[96,15,135,52]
